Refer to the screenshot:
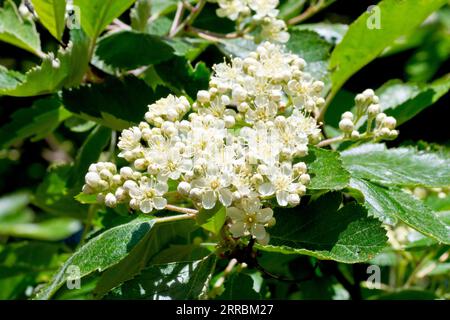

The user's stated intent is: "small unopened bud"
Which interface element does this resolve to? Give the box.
[383,116,397,129]
[177,181,191,196]
[293,162,307,174]
[351,130,360,139]
[376,112,386,124]
[299,174,310,185]
[388,129,399,139]
[85,172,101,187]
[99,169,113,180]
[134,158,147,170]
[312,81,324,93]
[105,193,117,207]
[238,102,249,113]
[341,111,354,120]
[287,193,300,206]
[339,118,354,132]
[130,199,140,210]
[367,104,380,117]
[224,115,236,128]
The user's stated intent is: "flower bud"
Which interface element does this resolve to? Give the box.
[224,115,236,128]
[299,174,311,185]
[293,162,307,175]
[367,104,380,117]
[383,116,397,129]
[341,111,354,120]
[85,172,101,187]
[376,112,386,124]
[287,193,300,206]
[105,193,117,207]
[177,181,191,196]
[351,130,360,139]
[339,118,354,132]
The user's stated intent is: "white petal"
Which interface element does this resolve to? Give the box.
[258,182,275,196]
[246,197,261,213]
[180,159,193,171]
[218,188,233,207]
[257,208,273,223]
[129,187,144,199]
[227,207,244,221]
[251,224,267,240]
[169,171,181,180]
[202,190,217,209]
[276,190,289,207]
[229,221,246,238]
[257,233,270,245]
[153,197,167,210]
[139,200,153,213]
[155,182,168,194]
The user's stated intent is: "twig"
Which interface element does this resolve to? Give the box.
[164,204,198,216]
[287,0,335,25]
[169,1,185,37]
[316,135,345,147]
[171,0,207,37]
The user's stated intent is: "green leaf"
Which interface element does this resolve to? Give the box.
[30,0,67,41]
[286,29,332,90]
[0,217,82,241]
[62,76,170,130]
[374,75,450,126]
[32,165,88,219]
[329,0,447,94]
[68,125,112,190]
[34,215,156,300]
[258,192,387,263]
[73,0,137,39]
[130,0,151,32]
[349,177,450,244]
[196,204,227,235]
[0,241,62,299]
[303,146,350,191]
[106,254,216,300]
[93,220,197,298]
[154,56,210,99]
[0,241,61,277]
[150,0,178,17]
[0,0,43,56]
[0,97,71,149]
[0,29,90,97]
[220,272,263,300]
[405,29,450,82]
[294,23,348,45]
[0,192,30,218]
[95,31,174,70]
[341,144,450,188]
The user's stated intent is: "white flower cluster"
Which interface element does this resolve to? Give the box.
[83,42,324,244]
[212,0,289,43]
[338,89,398,141]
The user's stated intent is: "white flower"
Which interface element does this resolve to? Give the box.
[191,165,233,209]
[227,197,273,243]
[127,178,168,213]
[258,162,303,206]
[117,127,143,161]
[249,0,279,19]
[260,17,289,43]
[216,0,250,20]
[145,95,190,127]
